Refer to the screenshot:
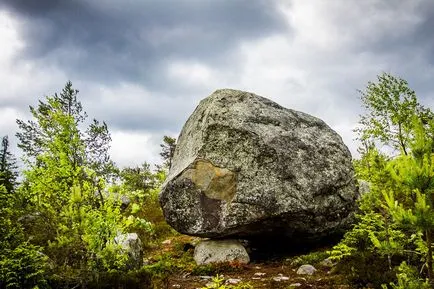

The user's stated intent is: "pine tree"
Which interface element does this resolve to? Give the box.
[159,136,176,169]
[0,136,18,194]
[384,118,434,284]
[16,82,127,272]
[16,81,115,182]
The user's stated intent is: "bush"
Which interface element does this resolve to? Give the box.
[47,268,152,289]
[0,243,49,289]
[382,262,430,289]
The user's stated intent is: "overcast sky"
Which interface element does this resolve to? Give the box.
[1,0,434,168]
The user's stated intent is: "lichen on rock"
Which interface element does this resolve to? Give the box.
[159,89,359,243]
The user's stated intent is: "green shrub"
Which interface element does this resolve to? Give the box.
[0,243,48,289]
[287,250,329,266]
[47,268,152,289]
[200,275,253,289]
[382,262,430,289]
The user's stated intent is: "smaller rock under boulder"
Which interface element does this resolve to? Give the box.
[296,264,317,275]
[114,233,143,269]
[194,239,250,265]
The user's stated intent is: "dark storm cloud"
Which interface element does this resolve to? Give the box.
[0,0,287,89]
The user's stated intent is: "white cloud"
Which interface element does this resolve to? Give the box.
[279,0,423,50]
[167,61,215,88]
[0,107,20,135]
[0,11,67,108]
[2,0,434,166]
[109,130,161,168]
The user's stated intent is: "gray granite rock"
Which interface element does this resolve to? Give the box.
[114,233,143,269]
[160,89,358,242]
[193,239,250,265]
[297,264,317,275]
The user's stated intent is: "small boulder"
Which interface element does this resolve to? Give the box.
[193,239,250,265]
[296,264,317,275]
[114,233,143,269]
[273,275,290,282]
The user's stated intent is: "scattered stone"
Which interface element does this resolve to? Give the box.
[199,276,213,280]
[172,285,181,288]
[297,264,317,275]
[226,278,241,285]
[162,239,172,245]
[160,89,358,243]
[289,283,302,287]
[194,239,250,265]
[254,266,261,269]
[253,272,266,277]
[114,233,143,269]
[273,276,290,282]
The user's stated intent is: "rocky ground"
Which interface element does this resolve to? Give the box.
[144,235,356,289]
[167,262,349,289]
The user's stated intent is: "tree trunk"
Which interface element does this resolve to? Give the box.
[397,122,408,156]
[427,229,433,286]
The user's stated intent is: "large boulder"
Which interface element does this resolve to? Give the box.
[159,89,358,243]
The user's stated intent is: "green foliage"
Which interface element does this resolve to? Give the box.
[143,248,195,287]
[117,162,172,245]
[0,242,49,289]
[201,275,226,289]
[0,141,49,289]
[0,182,49,289]
[120,162,160,194]
[16,82,115,179]
[333,73,434,287]
[330,212,406,260]
[382,118,434,282]
[14,82,129,283]
[329,211,406,286]
[287,250,329,267]
[47,268,152,289]
[0,136,18,194]
[159,136,176,169]
[382,262,430,289]
[355,72,433,155]
[200,275,253,289]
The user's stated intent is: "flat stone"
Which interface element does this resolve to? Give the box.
[273,276,290,282]
[193,239,250,265]
[226,278,241,285]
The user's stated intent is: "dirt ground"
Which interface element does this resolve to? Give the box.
[167,261,351,289]
[147,235,355,289]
